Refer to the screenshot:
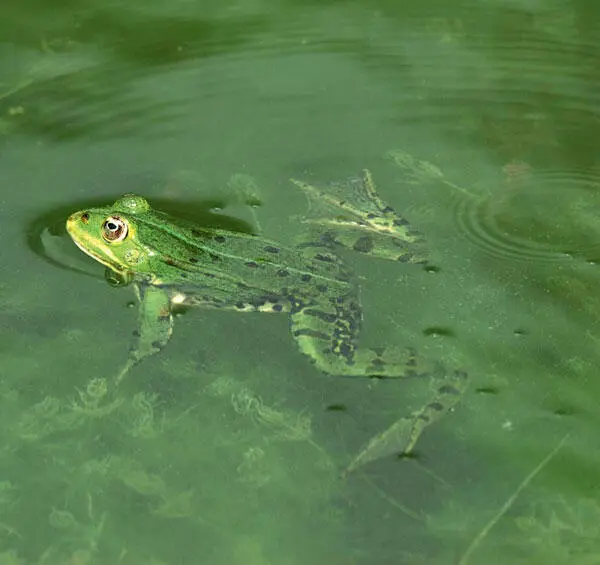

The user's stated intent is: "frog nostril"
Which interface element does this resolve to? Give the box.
[81,213,89,224]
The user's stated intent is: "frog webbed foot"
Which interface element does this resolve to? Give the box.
[291,170,428,264]
[343,365,468,475]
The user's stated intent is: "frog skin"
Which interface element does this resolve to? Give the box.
[66,171,467,472]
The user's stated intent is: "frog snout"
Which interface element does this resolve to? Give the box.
[66,211,90,230]
[66,213,78,232]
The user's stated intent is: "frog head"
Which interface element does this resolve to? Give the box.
[66,194,153,276]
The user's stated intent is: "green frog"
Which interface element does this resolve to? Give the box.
[66,170,467,472]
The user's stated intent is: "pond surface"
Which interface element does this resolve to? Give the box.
[1,1,600,564]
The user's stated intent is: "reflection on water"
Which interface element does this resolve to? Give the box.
[2,0,600,564]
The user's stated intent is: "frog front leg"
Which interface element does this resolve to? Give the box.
[290,292,467,472]
[115,284,173,385]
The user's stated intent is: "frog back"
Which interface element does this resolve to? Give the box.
[136,210,349,301]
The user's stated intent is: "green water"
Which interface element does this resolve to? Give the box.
[2,1,600,564]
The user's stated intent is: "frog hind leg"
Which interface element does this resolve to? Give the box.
[342,367,468,475]
[292,170,428,264]
[290,293,467,471]
[115,284,173,385]
[291,293,422,377]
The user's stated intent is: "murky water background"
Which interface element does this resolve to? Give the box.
[2,1,600,564]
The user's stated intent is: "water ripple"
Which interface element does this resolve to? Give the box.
[388,150,600,264]
[451,168,600,264]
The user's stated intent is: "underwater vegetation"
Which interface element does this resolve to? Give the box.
[0,368,340,564]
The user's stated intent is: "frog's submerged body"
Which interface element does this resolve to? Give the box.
[66,171,467,472]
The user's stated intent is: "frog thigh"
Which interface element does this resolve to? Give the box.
[290,293,426,378]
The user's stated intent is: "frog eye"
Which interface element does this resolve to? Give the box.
[102,216,128,243]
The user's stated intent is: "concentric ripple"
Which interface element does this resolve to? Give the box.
[450,169,600,264]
